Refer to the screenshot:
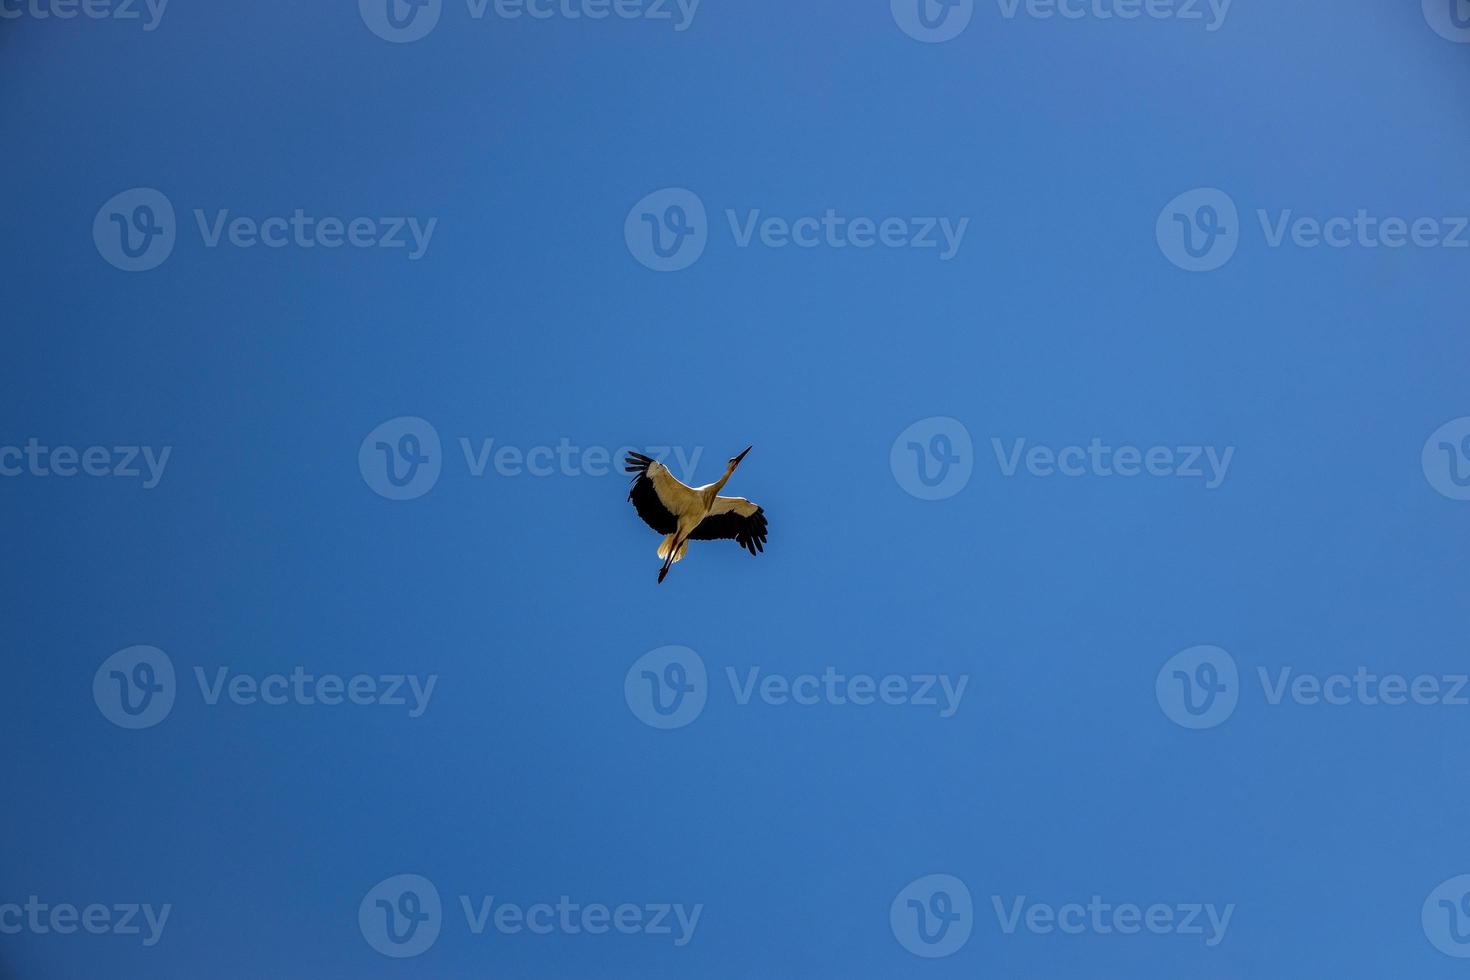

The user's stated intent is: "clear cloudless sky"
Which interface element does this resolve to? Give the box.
[3,0,1470,977]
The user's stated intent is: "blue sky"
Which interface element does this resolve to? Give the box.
[3,0,1470,976]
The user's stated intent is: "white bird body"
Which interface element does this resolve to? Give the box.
[626,448,767,584]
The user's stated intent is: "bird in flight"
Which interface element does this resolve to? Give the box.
[625,446,768,584]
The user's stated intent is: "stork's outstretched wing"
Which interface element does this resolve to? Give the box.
[690,496,767,556]
[625,452,697,535]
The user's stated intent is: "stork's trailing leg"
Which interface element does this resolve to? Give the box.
[656,534,689,583]
[654,533,688,583]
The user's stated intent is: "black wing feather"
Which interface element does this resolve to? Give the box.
[689,507,768,556]
[626,453,678,535]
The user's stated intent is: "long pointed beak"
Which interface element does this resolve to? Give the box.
[733,445,752,465]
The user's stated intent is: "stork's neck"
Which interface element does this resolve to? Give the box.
[708,464,737,497]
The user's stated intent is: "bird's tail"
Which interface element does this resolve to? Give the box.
[656,535,688,563]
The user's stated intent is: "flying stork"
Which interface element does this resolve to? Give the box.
[625,447,768,584]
